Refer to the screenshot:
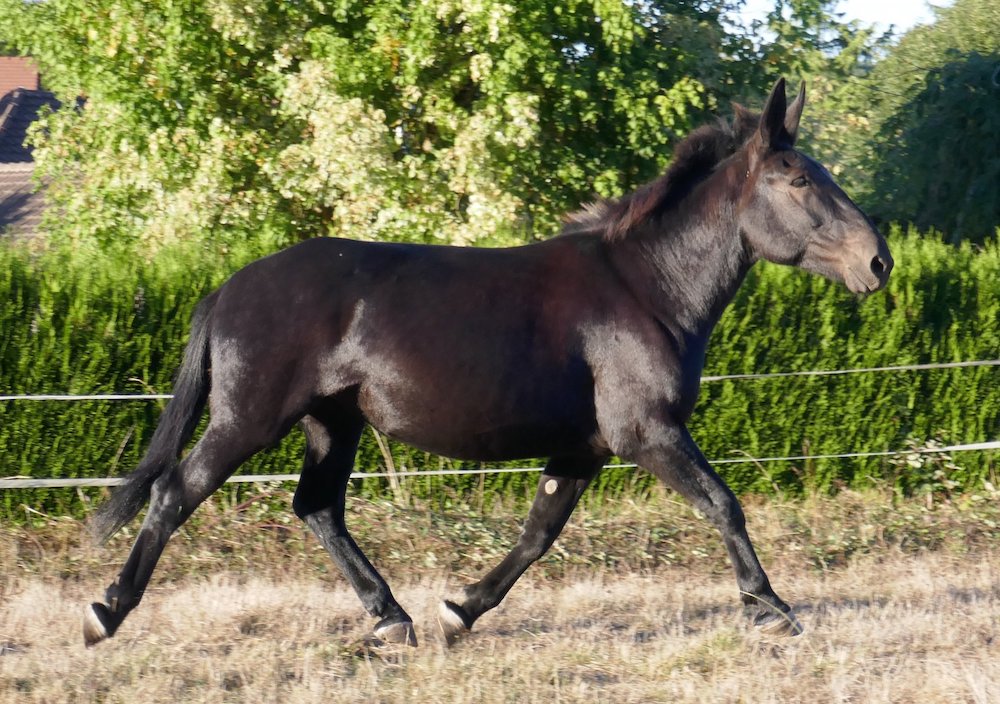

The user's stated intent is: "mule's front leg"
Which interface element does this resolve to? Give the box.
[438,455,603,645]
[627,422,802,636]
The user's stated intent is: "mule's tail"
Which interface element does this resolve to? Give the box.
[90,292,218,544]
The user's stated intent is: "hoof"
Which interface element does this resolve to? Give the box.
[83,603,113,647]
[373,619,418,647]
[754,608,804,637]
[437,600,472,647]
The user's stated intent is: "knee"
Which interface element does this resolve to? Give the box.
[519,527,557,563]
[148,474,186,527]
[292,480,323,519]
[292,474,342,520]
[292,488,340,521]
[291,492,313,520]
[706,489,745,532]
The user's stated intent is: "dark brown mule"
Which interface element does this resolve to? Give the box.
[84,79,892,648]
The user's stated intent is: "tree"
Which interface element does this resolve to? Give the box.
[0,0,740,253]
[735,0,892,199]
[864,0,999,243]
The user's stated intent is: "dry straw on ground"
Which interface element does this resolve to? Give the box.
[2,490,999,703]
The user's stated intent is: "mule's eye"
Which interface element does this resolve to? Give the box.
[791,176,809,188]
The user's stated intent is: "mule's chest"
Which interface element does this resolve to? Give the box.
[587,318,707,420]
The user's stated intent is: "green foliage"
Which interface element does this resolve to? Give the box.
[0,0,741,252]
[730,0,892,199]
[0,242,233,518]
[1,229,997,522]
[2,0,994,248]
[862,0,1000,242]
[754,0,887,77]
[736,0,999,245]
[695,227,1000,493]
[0,0,997,521]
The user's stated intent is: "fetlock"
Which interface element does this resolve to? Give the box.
[104,577,141,617]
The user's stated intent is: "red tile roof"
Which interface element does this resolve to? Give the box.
[0,57,40,97]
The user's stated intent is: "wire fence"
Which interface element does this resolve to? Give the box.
[3,359,999,402]
[2,359,998,490]
[1,441,998,490]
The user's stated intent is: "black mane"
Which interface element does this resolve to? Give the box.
[563,106,760,241]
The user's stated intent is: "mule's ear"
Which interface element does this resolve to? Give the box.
[758,77,787,148]
[784,81,806,144]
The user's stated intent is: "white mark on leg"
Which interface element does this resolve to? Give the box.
[544,479,559,495]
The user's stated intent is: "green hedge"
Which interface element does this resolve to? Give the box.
[2,228,998,521]
[692,229,1000,495]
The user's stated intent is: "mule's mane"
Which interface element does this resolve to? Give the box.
[563,106,760,241]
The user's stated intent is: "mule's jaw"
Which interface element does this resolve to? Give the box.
[83,603,113,647]
[437,600,472,646]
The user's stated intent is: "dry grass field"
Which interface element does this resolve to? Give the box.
[2,488,999,703]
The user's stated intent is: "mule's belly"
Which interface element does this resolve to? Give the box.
[377,419,596,462]
[356,374,599,462]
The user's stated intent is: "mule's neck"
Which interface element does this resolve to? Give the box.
[608,157,753,359]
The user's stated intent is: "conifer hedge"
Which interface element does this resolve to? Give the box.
[2,229,997,521]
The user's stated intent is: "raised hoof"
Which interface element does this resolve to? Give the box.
[753,608,804,637]
[83,603,114,647]
[373,619,418,647]
[437,600,472,647]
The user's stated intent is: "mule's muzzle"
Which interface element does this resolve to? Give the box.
[844,237,893,294]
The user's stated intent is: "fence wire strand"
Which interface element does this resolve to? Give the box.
[2,359,998,402]
[2,360,997,489]
[2,441,997,490]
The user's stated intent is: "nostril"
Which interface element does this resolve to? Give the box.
[871,255,886,277]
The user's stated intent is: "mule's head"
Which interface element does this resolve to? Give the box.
[738,79,893,294]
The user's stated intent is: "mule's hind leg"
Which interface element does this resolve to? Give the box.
[84,423,267,646]
[438,454,603,645]
[293,414,416,646]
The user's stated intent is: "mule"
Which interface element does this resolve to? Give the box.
[83,78,892,648]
